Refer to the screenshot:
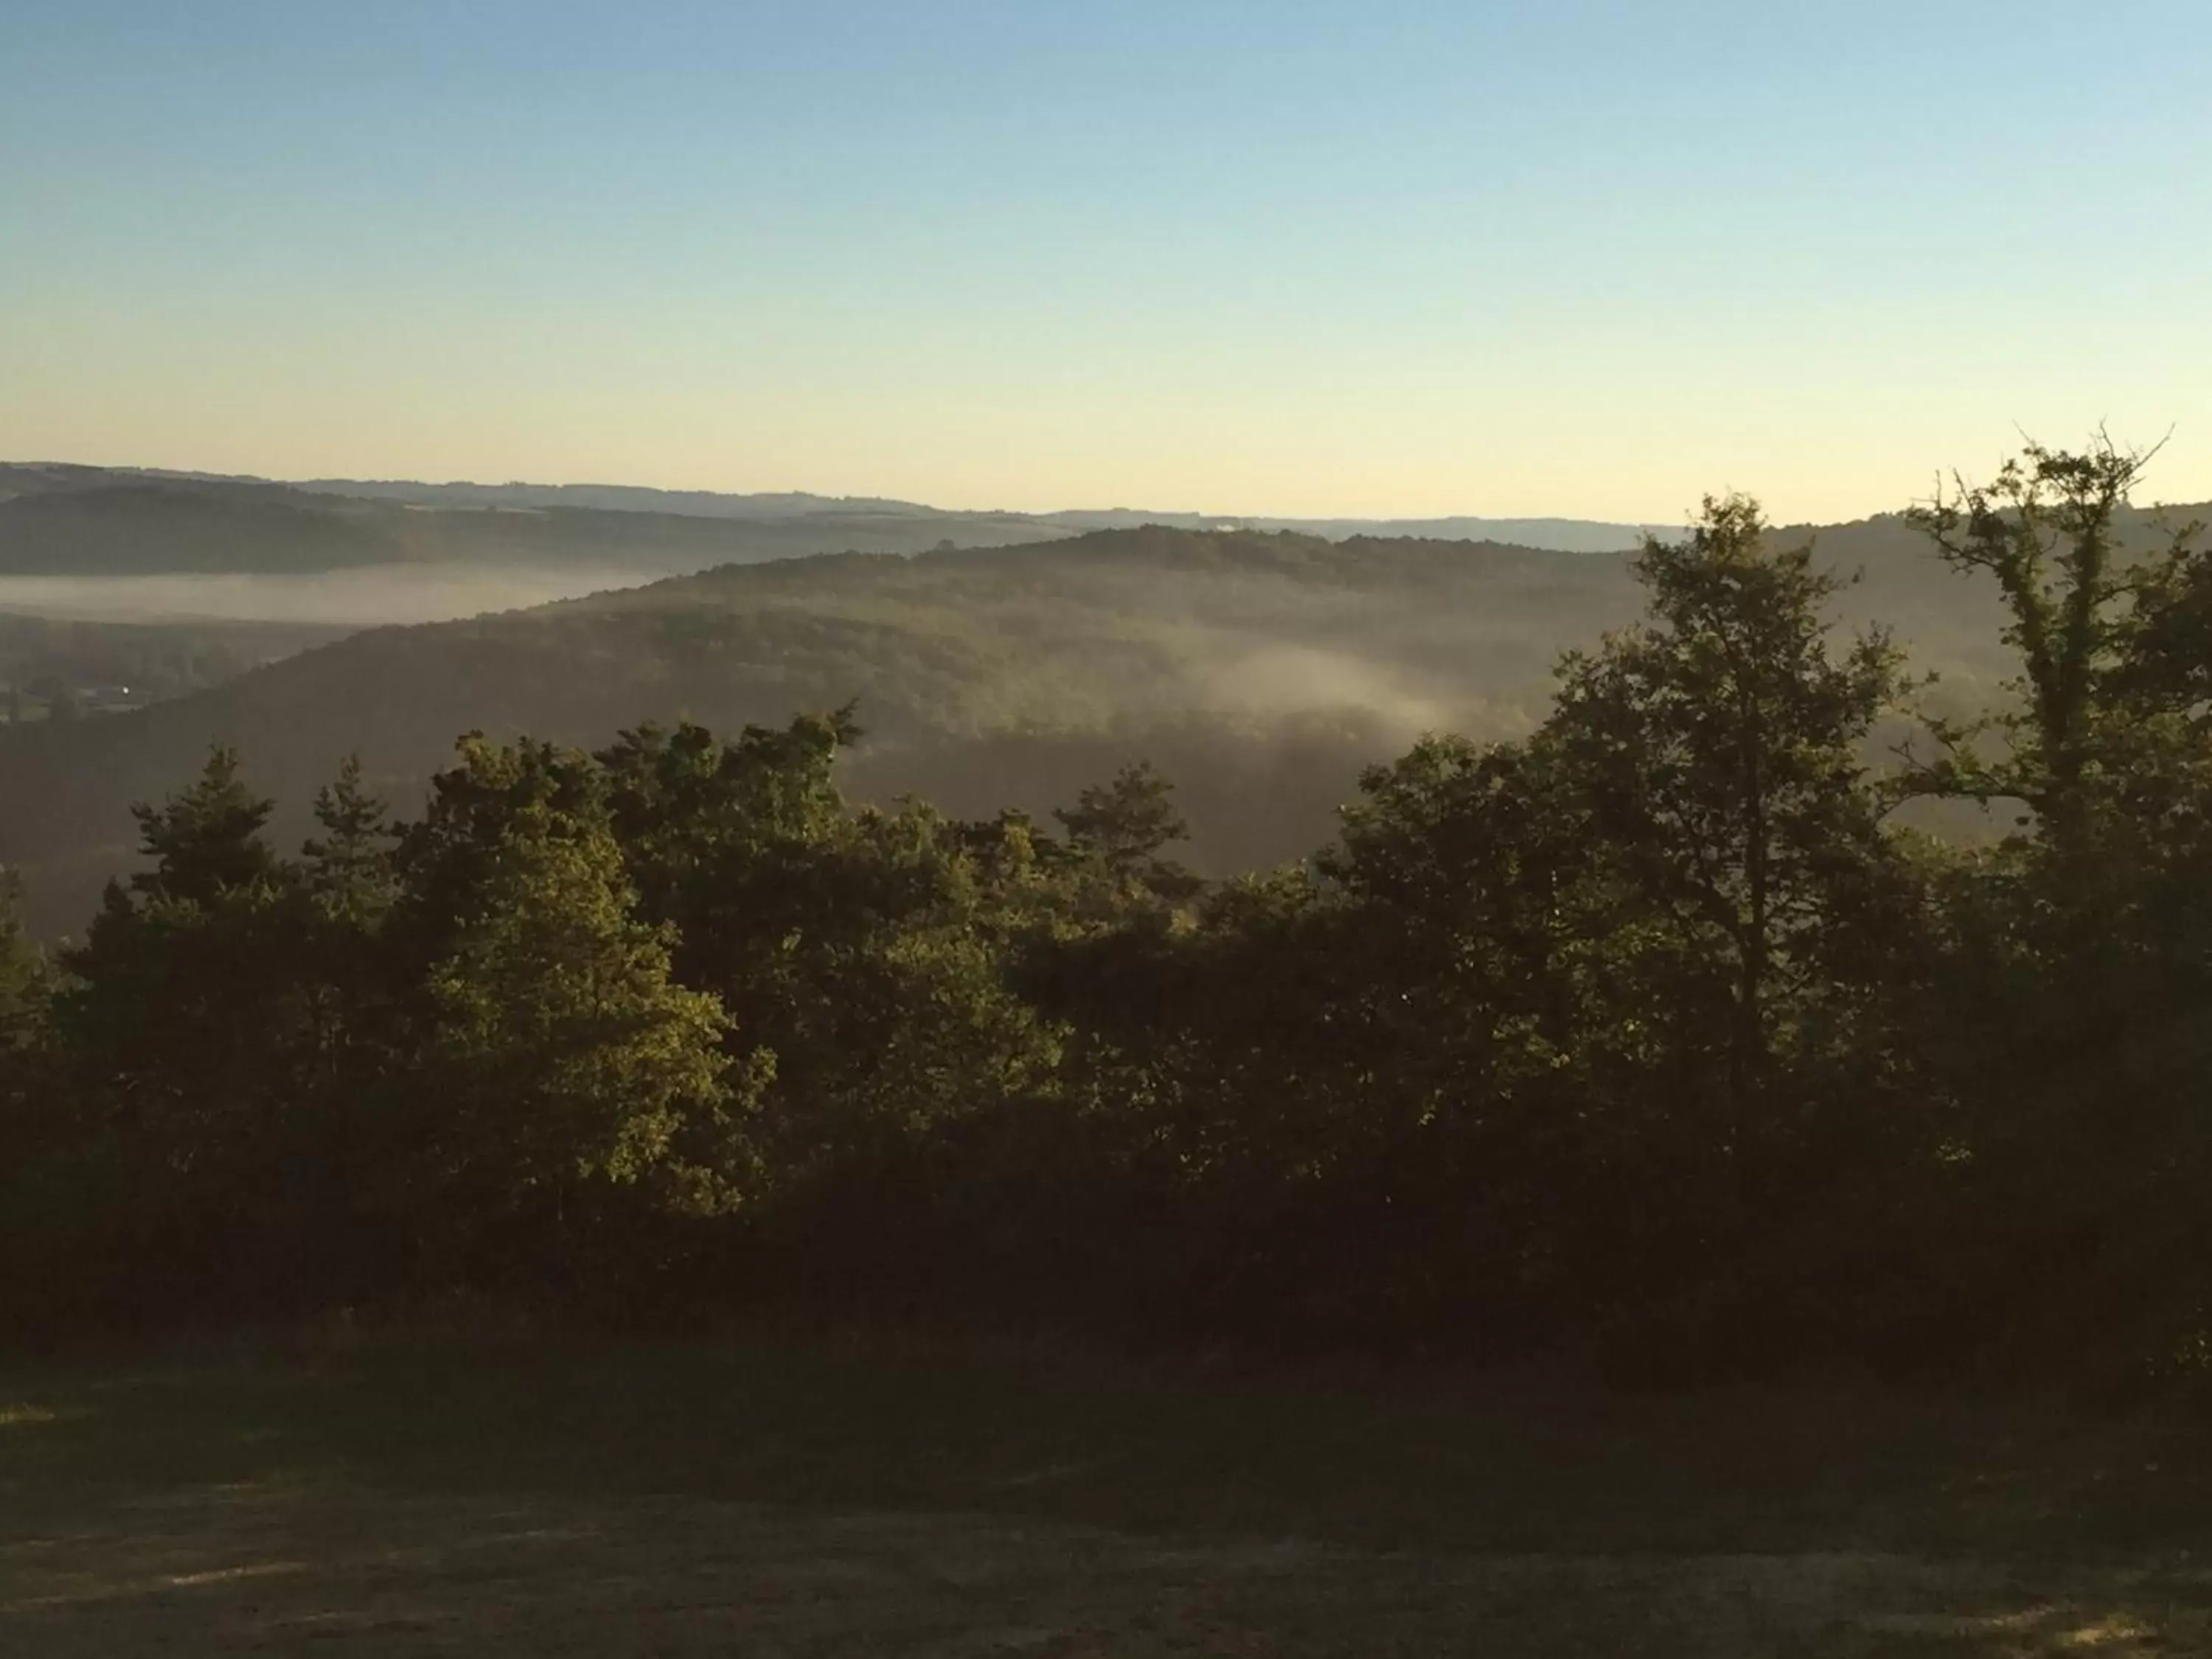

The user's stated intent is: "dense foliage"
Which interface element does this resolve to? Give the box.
[4,440,2209,1382]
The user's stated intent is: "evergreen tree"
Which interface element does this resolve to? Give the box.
[53,748,316,1304]
[286,756,408,1271]
[303,754,400,927]
[128,744,280,906]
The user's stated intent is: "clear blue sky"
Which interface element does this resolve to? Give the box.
[4,1,2207,521]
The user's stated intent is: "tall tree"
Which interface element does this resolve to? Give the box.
[1904,439,2212,1366]
[1545,494,1909,1124]
[55,749,314,1301]
[303,754,400,928]
[288,756,407,1231]
[64,745,297,1107]
[1902,434,2203,855]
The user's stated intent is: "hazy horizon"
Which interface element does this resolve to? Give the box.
[18,424,2208,543]
[31,452,2212,537]
[7,456,1695,535]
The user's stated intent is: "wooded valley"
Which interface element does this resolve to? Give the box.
[4,437,2205,1383]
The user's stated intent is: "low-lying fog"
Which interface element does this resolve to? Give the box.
[0,563,659,627]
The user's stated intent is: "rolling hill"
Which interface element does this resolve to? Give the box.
[0,509,2051,936]
[0,465,1669,576]
[0,465,1080,585]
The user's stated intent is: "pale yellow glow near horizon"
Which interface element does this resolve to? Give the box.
[15,393,2211,531]
[7,297,2207,529]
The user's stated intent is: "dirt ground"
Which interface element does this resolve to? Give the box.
[6,1337,2211,1655]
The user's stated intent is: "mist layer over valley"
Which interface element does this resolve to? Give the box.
[0,461,2082,936]
[0,465,1665,644]
[0,564,678,627]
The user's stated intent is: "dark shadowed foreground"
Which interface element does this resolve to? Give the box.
[5,1336,2211,1657]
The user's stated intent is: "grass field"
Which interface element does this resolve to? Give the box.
[5,1332,2212,1655]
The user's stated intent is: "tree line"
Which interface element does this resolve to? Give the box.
[4,437,2209,1382]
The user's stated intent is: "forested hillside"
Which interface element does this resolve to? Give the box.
[0,465,1078,578]
[0,510,2037,935]
[0,613,349,710]
[1,474,2199,939]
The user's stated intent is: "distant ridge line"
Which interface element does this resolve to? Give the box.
[1,462,1666,554]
